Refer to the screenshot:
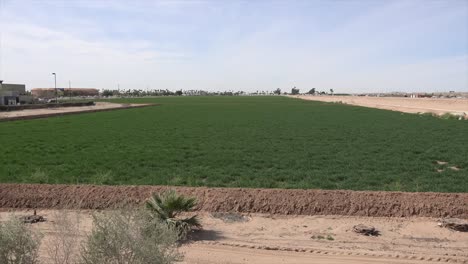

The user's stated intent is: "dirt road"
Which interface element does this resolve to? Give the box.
[1,210,466,264]
[182,244,434,264]
[0,102,152,121]
[181,213,467,264]
[291,95,468,118]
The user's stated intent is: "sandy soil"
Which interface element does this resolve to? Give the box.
[0,102,151,120]
[1,184,467,218]
[291,95,468,118]
[1,210,466,264]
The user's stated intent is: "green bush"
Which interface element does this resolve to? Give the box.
[145,190,201,239]
[0,217,42,264]
[80,210,180,264]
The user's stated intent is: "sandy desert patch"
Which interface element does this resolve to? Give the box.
[292,95,468,118]
[1,210,467,264]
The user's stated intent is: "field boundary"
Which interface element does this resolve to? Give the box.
[0,103,158,122]
[0,101,95,111]
[1,184,466,218]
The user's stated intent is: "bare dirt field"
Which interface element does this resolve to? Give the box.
[1,210,466,264]
[291,95,468,118]
[0,102,153,121]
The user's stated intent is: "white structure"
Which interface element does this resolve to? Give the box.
[0,80,31,105]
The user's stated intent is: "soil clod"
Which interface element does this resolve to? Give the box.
[438,218,468,232]
[353,224,380,236]
[19,214,46,224]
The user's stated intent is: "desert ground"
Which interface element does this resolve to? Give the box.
[0,101,151,121]
[291,95,468,118]
[1,184,467,263]
[1,210,466,264]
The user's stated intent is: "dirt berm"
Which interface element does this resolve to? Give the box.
[0,184,466,218]
[0,103,156,122]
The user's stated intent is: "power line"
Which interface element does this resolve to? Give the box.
[0,0,3,81]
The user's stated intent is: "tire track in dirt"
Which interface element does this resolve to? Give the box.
[183,243,468,264]
[1,184,466,218]
[193,241,467,263]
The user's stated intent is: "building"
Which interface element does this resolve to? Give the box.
[0,81,32,105]
[31,88,100,98]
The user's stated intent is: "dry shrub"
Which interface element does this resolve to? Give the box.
[46,211,82,264]
[0,217,42,264]
[80,210,181,264]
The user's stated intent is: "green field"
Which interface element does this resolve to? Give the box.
[1,96,466,192]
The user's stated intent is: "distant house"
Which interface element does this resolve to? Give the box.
[0,81,32,105]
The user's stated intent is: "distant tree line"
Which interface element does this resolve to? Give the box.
[100,87,337,97]
[100,89,278,97]
[101,89,177,97]
[292,87,335,95]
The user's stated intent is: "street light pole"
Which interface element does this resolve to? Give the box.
[52,73,57,103]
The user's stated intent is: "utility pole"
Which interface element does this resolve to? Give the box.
[52,73,57,103]
[69,80,72,100]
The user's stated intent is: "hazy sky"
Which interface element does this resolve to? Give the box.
[0,0,467,93]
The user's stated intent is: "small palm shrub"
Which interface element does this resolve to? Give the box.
[145,190,201,239]
[0,217,42,264]
[80,210,180,264]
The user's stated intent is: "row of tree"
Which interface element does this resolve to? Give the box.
[101,89,179,97]
[275,87,335,95]
[290,87,335,95]
[100,88,336,97]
